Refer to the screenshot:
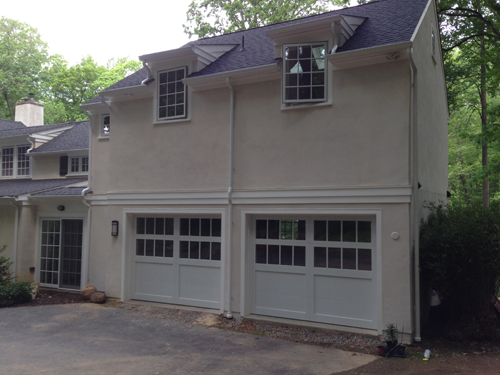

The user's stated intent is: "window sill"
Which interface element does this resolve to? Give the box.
[67,173,88,177]
[280,100,333,112]
[0,176,31,180]
[153,117,191,126]
[98,136,110,141]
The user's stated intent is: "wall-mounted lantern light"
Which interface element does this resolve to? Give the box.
[57,205,65,211]
[111,220,119,237]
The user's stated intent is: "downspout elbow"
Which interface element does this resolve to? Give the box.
[141,62,155,85]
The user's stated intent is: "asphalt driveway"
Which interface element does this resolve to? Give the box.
[0,304,374,374]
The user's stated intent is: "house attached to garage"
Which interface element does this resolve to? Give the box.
[81,0,448,341]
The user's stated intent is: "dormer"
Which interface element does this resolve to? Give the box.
[266,14,366,58]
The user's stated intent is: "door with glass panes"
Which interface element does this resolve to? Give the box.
[39,219,83,290]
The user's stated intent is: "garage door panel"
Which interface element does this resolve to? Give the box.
[254,271,307,313]
[314,275,373,301]
[179,265,220,304]
[134,262,174,297]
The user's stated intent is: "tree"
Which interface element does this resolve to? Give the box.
[41,56,142,123]
[0,17,49,120]
[184,0,349,39]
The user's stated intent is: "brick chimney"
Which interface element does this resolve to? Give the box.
[15,93,44,127]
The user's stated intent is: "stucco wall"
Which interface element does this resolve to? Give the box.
[0,203,16,267]
[31,154,62,180]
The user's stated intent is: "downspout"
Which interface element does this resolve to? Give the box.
[407,47,421,342]
[226,76,234,319]
[9,200,19,280]
[141,62,154,86]
[82,109,93,286]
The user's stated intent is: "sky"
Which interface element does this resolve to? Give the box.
[1,0,195,66]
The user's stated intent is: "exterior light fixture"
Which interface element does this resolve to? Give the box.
[111,220,119,237]
[57,205,65,211]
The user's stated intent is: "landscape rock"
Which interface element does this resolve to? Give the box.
[31,282,39,300]
[81,284,97,300]
[90,292,106,304]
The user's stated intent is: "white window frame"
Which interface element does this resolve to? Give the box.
[282,42,328,105]
[1,144,31,178]
[69,155,89,175]
[100,114,110,138]
[157,66,188,122]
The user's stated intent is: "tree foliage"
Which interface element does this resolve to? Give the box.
[184,0,349,39]
[0,17,49,120]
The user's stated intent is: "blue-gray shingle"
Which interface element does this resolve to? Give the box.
[32,186,87,196]
[31,121,89,153]
[0,178,87,197]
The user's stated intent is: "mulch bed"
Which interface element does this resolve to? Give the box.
[10,288,90,307]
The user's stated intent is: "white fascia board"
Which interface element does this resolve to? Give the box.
[183,63,280,91]
[411,0,432,42]
[328,41,413,69]
[30,148,88,156]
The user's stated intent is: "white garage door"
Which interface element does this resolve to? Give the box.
[251,217,376,329]
[132,216,221,309]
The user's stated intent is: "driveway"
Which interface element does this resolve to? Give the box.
[0,304,375,374]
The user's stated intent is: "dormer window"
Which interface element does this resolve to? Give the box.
[2,145,30,177]
[101,114,110,137]
[69,156,89,174]
[158,67,187,121]
[283,43,327,104]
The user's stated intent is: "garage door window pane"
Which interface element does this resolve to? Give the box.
[190,219,200,236]
[358,248,372,271]
[281,220,293,239]
[268,245,280,264]
[343,248,356,269]
[328,221,341,241]
[314,221,327,241]
[165,218,174,235]
[180,241,189,258]
[268,220,279,239]
[358,221,371,243]
[314,247,327,267]
[190,241,200,259]
[294,246,306,266]
[256,244,267,263]
[212,242,221,261]
[294,220,305,240]
[281,245,293,265]
[343,221,356,242]
[136,239,144,256]
[146,218,155,235]
[155,240,164,257]
[328,247,341,269]
[155,218,165,235]
[201,219,211,236]
[256,220,267,239]
[165,240,173,257]
[201,242,211,259]
[137,218,145,234]
[145,239,154,256]
[180,219,189,235]
[212,219,221,237]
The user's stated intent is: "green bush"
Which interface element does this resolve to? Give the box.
[420,202,500,340]
[0,245,13,283]
[0,280,33,303]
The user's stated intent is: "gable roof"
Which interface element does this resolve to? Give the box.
[86,0,428,104]
[0,119,25,131]
[31,121,89,153]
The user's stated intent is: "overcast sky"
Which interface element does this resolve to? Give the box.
[1,0,194,66]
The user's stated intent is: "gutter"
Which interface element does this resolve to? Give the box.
[407,47,421,342]
[8,200,19,280]
[226,77,235,319]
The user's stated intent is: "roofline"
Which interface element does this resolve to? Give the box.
[411,0,432,42]
[30,148,89,155]
[328,41,413,64]
[139,46,196,62]
[184,63,279,86]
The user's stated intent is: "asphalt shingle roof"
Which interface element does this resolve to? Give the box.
[31,121,89,153]
[0,119,25,131]
[0,178,87,197]
[32,186,87,196]
[0,122,75,138]
[85,0,428,104]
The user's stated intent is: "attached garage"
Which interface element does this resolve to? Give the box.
[249,216,377,329]
[130,216,222,309]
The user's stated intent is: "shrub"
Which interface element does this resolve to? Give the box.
[0,280,33,303]
[0,245,13,284]
[420,202,500,340]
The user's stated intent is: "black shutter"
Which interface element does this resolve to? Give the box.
[60,156,68,176]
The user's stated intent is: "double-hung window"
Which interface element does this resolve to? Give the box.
[157,67,187,121]
[2,145,30,177]
[283,43,327,104]
[70,156,89,174]
[101,114,110,137]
